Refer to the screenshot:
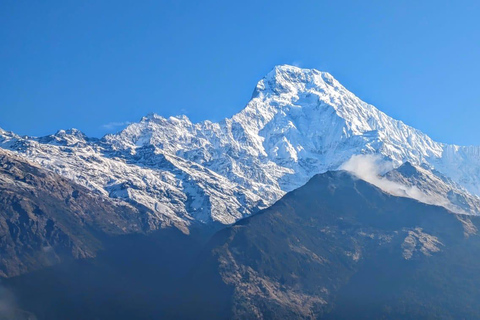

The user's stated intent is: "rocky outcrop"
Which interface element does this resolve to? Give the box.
[0,149,151,277]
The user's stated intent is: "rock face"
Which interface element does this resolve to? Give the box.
[190,171,480,319]
[0,149,150,277]
[1,65,480,230]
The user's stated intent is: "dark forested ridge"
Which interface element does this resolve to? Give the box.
[189,171,480,319]
[2,162,480,319]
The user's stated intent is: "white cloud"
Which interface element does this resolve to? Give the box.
[0,280,19,319]
[101,121,131,130]
[291,60,303,67]
[340,154,448,208]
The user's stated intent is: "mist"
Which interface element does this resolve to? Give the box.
[0,280,36,320]
[340,155,451,210]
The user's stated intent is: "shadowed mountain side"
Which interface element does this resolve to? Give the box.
[3,169,480,319]
[187,171,480,319]
[3,228,206,320]
[0,149,152,278]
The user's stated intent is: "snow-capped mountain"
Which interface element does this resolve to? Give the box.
[1,65,480,230]
[384,162,480,218]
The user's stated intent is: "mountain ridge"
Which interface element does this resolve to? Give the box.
[0,148,153,277]
[185,169,480,319]
[1,64,480,230]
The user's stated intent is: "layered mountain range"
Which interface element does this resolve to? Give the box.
[0,148,151,277]
[186,170,480,319]
[2,65,480,319]
[1,65,480,234]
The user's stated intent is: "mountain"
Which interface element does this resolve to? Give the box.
[6,169,480,320]
[0,148,152,277]
[340,155,480,217]
[187,170,480,319]
[384,162,480,216]
[1,65,480,231]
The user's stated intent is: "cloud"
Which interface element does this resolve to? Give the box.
[291,60,303,67]
[0,281,15,318]
[340,154,448,208]
[101,121,131,130]
[0,280,37,319]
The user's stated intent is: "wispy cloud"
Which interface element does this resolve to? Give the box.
[0,280,20,319]
[101,121,131,130]
[291,60,303,67]
[340,154,448,208]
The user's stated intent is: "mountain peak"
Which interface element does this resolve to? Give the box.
[395,161,419,177]
[270,64,325,76]
[255,65,336,97]
[54,128,85,137]
[2,66,480,232]
[141,113,191,124]
[51,128,87,142]
[39,128,89,146]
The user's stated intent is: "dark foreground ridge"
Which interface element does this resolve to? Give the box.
[3,168,480,319]
[188,171,480,319]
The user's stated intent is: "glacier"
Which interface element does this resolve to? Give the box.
[1,64,480,231]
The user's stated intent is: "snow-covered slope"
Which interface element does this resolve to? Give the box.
[384,162,480,215]
[1,65,480,230]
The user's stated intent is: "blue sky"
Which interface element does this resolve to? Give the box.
[1,0,479,145]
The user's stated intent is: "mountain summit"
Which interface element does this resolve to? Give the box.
[1,65,480,230]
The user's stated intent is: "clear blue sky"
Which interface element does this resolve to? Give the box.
[1,1,479,145]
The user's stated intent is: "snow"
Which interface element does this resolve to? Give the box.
[1,64,480,231]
